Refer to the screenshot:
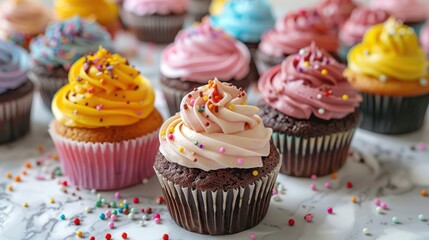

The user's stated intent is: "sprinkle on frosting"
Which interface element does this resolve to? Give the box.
[52,47,155,128]
[258,43,362,120]
[0,41,29,94]
[348,18,427,81]
[159,78,272,171]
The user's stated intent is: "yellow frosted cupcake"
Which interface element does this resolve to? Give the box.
[54,0,119,37]
[49,47,163,190]
[345,18,429,134]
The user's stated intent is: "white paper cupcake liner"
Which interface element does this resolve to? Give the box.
[272,128,356,177]
[49,123,160,190]
[154,161,281,235]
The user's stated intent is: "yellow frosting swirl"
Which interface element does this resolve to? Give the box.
[52,47,155,128]
[55,0,118,26]
[348,18,427,81]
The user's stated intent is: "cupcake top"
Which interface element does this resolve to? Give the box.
[209,0,229,16]
[0,0,51,37]
[160,20,250,82]
[159,78,272,171]
[55,0,118,26]
[259,8,339,58]
[316,0,358,28]
[210,0,275,43]
[420,23,429,54]
[52,47,155,128]
[258,43,361,120]
[0,41,29,94]
[30,17,112,71]
[123,0,189,16]
[340,7,389,46]
[371,0,428,23]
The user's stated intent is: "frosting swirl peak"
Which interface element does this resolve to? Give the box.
[259,43,361,120]
[52,47,155,128]
[159,78,272,171]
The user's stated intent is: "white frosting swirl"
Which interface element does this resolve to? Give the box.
[159,78,272,171]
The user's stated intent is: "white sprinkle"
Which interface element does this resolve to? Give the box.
[318,108,325,114]
[97,193,101,200]
[419,78,427,86]
[299,48,306,55]
[376,206,383,214]
[379,75,387,83]
[123,199,128,204]
[363,227,370,235]
[139,220,146,227]
[91,189,97,194]
[58,185,66,192]
[316,94,322,99]
[85,207,92,213]
[273,195,281,202]
[128,213,135,220]
[142,214,150,220]
[142,178,149,184]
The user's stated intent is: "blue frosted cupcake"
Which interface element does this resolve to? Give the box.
[29,17,112,109]
[0,41,33,144]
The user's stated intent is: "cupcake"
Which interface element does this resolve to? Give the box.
[420,22,429,56]
[55,0,119,37]
[210,0,275,54]
[29,17,113,110]
[345,18,429,134]
[121,0,189,44]
[0,41,33,144]
[0,0,51,49]
[371,0,428,35]
[316,0,358,31]
[339,7,389,62]
[160,20,254,115]
[188,0,212,22]
[209,0,228,16]
[154,78,280,235]
[258,43,362,177]
[258,8,339,73]
[49,47,163,190]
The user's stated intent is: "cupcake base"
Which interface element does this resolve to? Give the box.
[359,93,429,134]
[0,81,34,144]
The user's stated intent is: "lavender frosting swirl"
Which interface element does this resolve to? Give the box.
[258,43,362,120]
[0,41,29,94]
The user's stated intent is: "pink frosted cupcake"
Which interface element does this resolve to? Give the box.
[258,8,339,72]
[316,0,359,30]
[339,7,389,61]
[371,0,428,35]
[160,20,254,115]
[121,0,189,43]
[49,47,163,190]
[421,22,429,56]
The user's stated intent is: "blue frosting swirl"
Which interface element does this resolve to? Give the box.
[0,41,30,94]
[210,0,275,43]
[29,17,112,71]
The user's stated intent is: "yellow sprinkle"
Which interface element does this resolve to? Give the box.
[351,197,358,203]
[76,231,83,238]
[169,127,175,133]
[120,202,124,208]
[23,202,28,207]
[203,96,208,101]
[7,185,13,191]
[52,154,59,161]
[242,101,247,105]
[342,94,349,101]
[160,131,166,136]
[178,147,184,153]
[252,170,259,176]
[304,61,310,67]
[228,105,235,110]
[321,69,328,75]
[5,172,12,179]
[49,198,55,204]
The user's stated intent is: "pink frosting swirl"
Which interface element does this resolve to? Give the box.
[258,43,362,120]
[340,7,390,45]
[371,0,428,23]
[123,0,189,15]
[159,78,272,171]
[259,8,338,57]
[317,0,359,28]
[421,23,429,54]
[160,21,250,82]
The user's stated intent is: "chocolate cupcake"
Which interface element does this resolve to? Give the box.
[160,20,253,115]
[29,17,112,110]
[345,18,429,134]
[0,41,33,144]
[258,43,362,177]
[258,8,340,73]
[155,78,280,235]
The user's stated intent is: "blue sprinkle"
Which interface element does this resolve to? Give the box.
[99,213,105,220]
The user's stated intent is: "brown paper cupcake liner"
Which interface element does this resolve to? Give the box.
[272,128,356,177]
[359,92,429,134]
[121,11,186,44]
[154,161,281,235]
[29,72,68,110]
[0,82,34,144]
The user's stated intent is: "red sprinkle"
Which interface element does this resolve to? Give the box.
[105,233,112,240]
[346,182,353,189]
[133,197,139,204]
[73,218,80,225]
[90,236,95,240]
[141,208,145,213]
[162,234,169,240]
[146,207,152,214]
[61,181,68,186]
[121,232,128,239]
[288,218,295,226]
[156,196,164,204]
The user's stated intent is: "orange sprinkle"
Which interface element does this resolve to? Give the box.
[24,162,32,169]
[100,79,106,85]
[38,145,45,153]
[351,197,358,203]
[21,171,27,176]
[331,172,337,179]
[52,154,59,161]
[14,175,21,182]
[208,104,215,111]
[421,189,428,197]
